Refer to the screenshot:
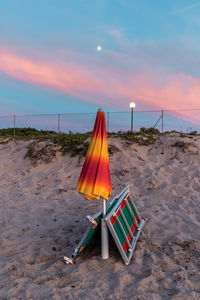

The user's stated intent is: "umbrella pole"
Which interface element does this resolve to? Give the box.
[101,197,109,260]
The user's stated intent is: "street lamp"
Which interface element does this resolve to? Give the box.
[129,102,136,132]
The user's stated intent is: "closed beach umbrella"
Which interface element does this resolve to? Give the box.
[76,108,112,259]
[76,109,112,201]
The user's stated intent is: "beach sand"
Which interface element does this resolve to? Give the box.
[0,133,200,299]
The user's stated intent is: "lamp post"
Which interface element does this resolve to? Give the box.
[129,102,136,132]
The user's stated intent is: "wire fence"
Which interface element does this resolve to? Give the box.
[0,109,199,135]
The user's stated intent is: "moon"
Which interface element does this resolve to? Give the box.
[97,45,102,52]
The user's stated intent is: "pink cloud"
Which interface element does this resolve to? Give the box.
[0,48,200,125]
[0,49,106,95]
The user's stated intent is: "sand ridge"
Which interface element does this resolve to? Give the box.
[0,133,200,299]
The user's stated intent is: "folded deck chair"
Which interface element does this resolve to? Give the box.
[64,185,146,265]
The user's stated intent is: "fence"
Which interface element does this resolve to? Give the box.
[0,109,199,135]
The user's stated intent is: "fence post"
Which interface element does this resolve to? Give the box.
[57,113,60,134]
[14,115,16,137]
[107,112,109,132]
[162,109,164,133]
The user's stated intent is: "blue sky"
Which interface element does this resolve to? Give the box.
[0,0,200,126]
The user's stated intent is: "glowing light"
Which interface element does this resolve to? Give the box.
[129,102,136,108]
[97,45,102,52]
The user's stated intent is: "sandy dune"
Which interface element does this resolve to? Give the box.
[0,133,200,299]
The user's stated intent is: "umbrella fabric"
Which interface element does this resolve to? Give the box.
[76,110,112,200]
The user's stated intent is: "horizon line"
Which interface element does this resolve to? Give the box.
[0,108,200,118]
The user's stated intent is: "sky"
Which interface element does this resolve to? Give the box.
[0,0,200,126]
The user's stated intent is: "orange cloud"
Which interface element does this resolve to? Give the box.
[0,48,199,125]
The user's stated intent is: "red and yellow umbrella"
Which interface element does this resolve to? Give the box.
[76,109,112,201]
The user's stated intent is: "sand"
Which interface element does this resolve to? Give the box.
[0,133,200,299]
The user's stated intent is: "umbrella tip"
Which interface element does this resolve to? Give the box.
[98,108,103,112]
